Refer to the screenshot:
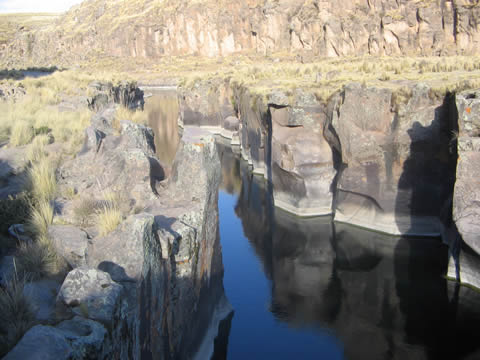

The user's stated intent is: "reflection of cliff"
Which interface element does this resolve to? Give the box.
[229,148,480,359]
[145,90,180,167]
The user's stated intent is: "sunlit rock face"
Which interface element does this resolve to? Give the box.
[4,0,480,65]
[444,90,480,290]
[269,90,336,216]
[332,83,457,236]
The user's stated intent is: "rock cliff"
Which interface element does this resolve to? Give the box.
[3,0,480,65]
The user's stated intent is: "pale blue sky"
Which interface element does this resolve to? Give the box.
[0,0,82,13]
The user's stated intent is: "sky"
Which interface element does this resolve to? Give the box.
[0,0,83,13]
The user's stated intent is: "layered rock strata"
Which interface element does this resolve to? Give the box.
[3,0,480,65]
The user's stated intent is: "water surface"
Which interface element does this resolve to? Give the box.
[217,144,480,360]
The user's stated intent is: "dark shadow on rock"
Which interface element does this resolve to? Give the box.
[392,93,480,359]
[148,157,166,195]
[98,261,135,283]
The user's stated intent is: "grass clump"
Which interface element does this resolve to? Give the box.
[27,200,54,239]
[115,106,148,126]
[96,202,122,236]
[15,236,62,281]
[73,197,101,226]
[26,157,57,203]
[0,275,35,357]
[9,121,34,147]
[25,134,50,164]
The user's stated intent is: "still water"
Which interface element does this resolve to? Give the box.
[217,143,480,360]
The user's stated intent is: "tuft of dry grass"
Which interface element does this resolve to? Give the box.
[26,157,57,202]
[15,235,62,281]
[96,202,122,236]
[0,274,35,357]
[115,105,148,127]
[9,121,34,147]
[25,134,50,163]
[27,200,54,238]
[73,197,101,226]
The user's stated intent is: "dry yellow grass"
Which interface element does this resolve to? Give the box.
[26,157,57,202]
[27,200,54,238]
[0,13,59,46]
[115,105,149,126]
[96,202,122,236]
[26,134,50,163]
[9,121,34,147]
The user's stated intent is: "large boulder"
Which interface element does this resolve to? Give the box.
[57,268,123,324]
[86,214,154,282]
[4,317,107,360]
[48,225,89,268]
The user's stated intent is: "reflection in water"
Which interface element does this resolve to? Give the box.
[218,143,480,360]
[144,90,180,167]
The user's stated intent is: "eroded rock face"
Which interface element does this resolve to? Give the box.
[332,83,457,236]
[3,0,480,65]
[445,90,480,289]
[270,92,336,216]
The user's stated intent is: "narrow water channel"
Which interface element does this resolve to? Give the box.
[217,143,480,360]
[144,91,480,360]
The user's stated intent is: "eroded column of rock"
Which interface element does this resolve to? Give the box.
[269,89,336,216]
[447,90,480,289]
[331,83,457,236]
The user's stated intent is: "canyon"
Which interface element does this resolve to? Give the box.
[1,0,480,359]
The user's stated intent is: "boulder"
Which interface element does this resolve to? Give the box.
[4,317,107,360]
[48,225,89,268]
[223,116,240,132]
[24,279,61,322]
[87,214,154,282]
[3,325,73,360]
[57,268,123,324]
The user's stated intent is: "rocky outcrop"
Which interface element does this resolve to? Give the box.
[3,0,480,65]
[6,85,231,359]
[87,82,145,112]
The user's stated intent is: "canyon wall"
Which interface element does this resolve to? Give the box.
[3,0,480,65]
[180,79,480,290]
